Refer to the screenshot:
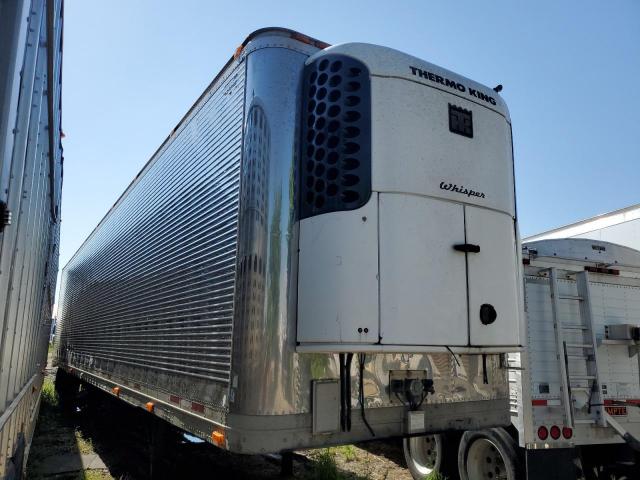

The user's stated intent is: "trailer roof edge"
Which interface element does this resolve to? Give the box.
[524,202,640,243]
[62,28,329,271]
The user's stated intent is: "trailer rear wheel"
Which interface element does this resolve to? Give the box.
[55,368,80,412]
[458,428,521,480]
[404,433,458,479]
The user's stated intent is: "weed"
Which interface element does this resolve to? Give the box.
[75,429,94,454]
[335,445,357,462]
[307,449,340,479]
[306,448,371,480]
[41,377,58,408]
[425,471,447,480]
[78,470,113,480]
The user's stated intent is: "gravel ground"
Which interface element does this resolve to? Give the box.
[299,443,413,480]
[26,370,414,480]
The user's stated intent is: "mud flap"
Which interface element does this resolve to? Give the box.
[605,411,640,452]
[526,448,578,480]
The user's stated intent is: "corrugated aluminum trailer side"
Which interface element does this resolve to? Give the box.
[56,28,519,462]
[0,0,64,477]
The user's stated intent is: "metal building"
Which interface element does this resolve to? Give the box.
[525,203,640,250]
[0,0,64,477]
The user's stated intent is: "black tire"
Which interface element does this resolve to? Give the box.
[458,428,522,480]
[54,367,68,399]
[404,433,460,480]
[580,443,640,480]
[54,368,80,412]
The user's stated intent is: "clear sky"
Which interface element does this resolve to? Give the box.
[60,0,640,272]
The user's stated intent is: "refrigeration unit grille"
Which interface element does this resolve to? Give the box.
[56,64,246,385]
[300,54,371,219]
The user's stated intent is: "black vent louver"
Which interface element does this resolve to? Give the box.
[300,54,371,219]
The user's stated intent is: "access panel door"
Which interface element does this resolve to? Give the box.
[465,205,520,346]
[297,199,379,345]
[379,194,468,345]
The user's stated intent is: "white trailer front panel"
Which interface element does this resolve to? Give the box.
[297,43,522,351]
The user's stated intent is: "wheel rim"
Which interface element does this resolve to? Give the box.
[466,438,508,480]
[407,435,439,476]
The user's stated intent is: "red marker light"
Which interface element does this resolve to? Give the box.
[562,427,573,439]
[537,426,548,440]
[550,425,561,440]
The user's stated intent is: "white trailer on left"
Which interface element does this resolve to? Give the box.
[0,1,64,478]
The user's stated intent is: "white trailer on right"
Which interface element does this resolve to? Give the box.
[408,237,640,480]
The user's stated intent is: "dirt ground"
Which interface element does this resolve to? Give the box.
[26,370,414,480]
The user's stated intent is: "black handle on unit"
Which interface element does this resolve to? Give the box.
[453,243,481,253]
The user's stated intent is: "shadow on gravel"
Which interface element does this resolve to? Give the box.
[27,376,106,480]
[357,439,407,467]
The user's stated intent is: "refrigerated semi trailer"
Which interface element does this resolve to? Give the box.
[0,0,64,478]
[409,238,640,480]
[55,28,522,460]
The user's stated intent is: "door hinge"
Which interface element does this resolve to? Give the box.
[0,202,12,232]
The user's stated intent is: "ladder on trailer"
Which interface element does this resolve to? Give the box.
[548,268,606,428]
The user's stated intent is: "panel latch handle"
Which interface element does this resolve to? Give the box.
[453,243,480,253]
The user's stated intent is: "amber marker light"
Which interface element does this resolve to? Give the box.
[211,430,225,447]
[145,402,155,413]
[112,386,120,396]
